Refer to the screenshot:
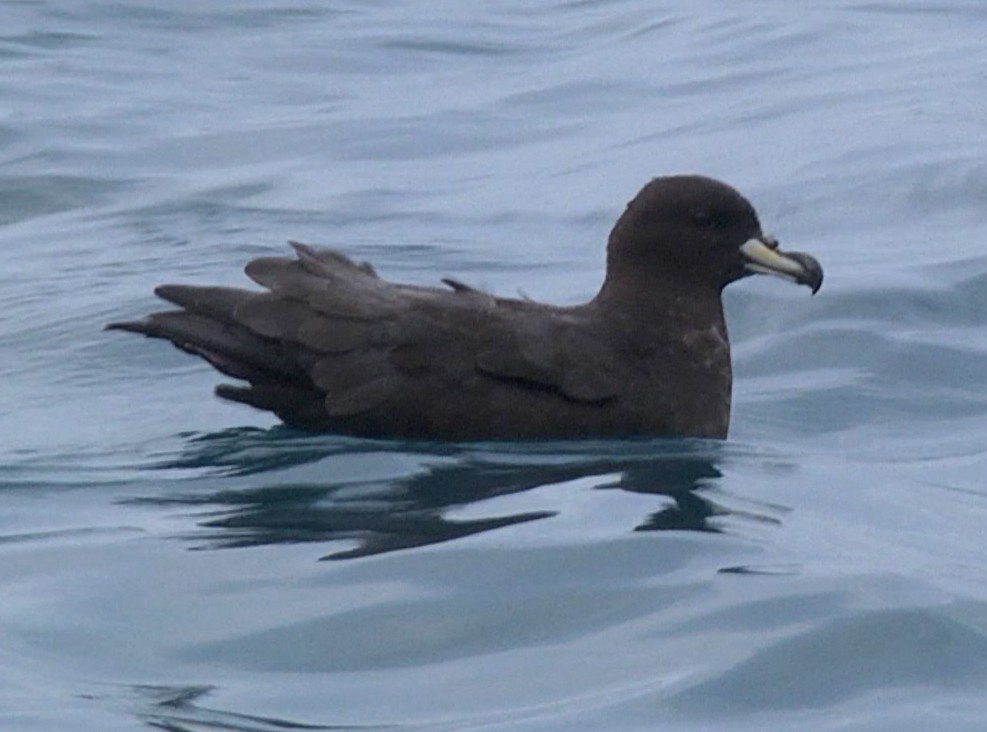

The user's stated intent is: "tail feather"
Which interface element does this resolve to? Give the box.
[107,242,420,431]
[215,383,330,429]
[107,310,307,383]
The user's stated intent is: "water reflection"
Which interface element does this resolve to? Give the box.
[121,684,345,732]
[129,428,758,559]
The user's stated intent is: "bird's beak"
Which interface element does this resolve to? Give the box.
[740,236,823,294]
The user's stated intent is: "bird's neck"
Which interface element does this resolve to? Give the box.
[592,269,727,336]
[591,271,733,439]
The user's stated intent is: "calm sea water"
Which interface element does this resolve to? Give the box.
[2,1,986,730]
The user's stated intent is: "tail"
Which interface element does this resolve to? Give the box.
[106,285,327,428]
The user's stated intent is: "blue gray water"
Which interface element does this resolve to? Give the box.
[2,1,986,730]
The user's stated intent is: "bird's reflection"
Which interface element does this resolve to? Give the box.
[118,684,339,732]
[130,427,754,559]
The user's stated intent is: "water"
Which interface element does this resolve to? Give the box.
[2,1,986,729]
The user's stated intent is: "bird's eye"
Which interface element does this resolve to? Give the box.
[691,209,720,228]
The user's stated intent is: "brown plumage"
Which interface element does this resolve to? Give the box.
[108,175,823,439]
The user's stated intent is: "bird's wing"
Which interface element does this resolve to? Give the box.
[111,243,622,423]
[469,305,622,403]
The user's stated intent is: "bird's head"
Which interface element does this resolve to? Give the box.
[603,175,823,298]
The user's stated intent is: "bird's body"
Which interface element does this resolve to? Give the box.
[109,175,822,440]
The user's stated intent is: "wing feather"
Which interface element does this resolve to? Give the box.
[111,242,625,431]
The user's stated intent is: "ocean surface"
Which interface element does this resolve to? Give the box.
[2,1,986,730]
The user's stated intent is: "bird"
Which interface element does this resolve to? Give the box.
[108,175,823,440]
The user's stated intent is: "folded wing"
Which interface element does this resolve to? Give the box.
[108,242,622,434]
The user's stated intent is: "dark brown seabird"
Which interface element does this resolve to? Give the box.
[108,175,823,440]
